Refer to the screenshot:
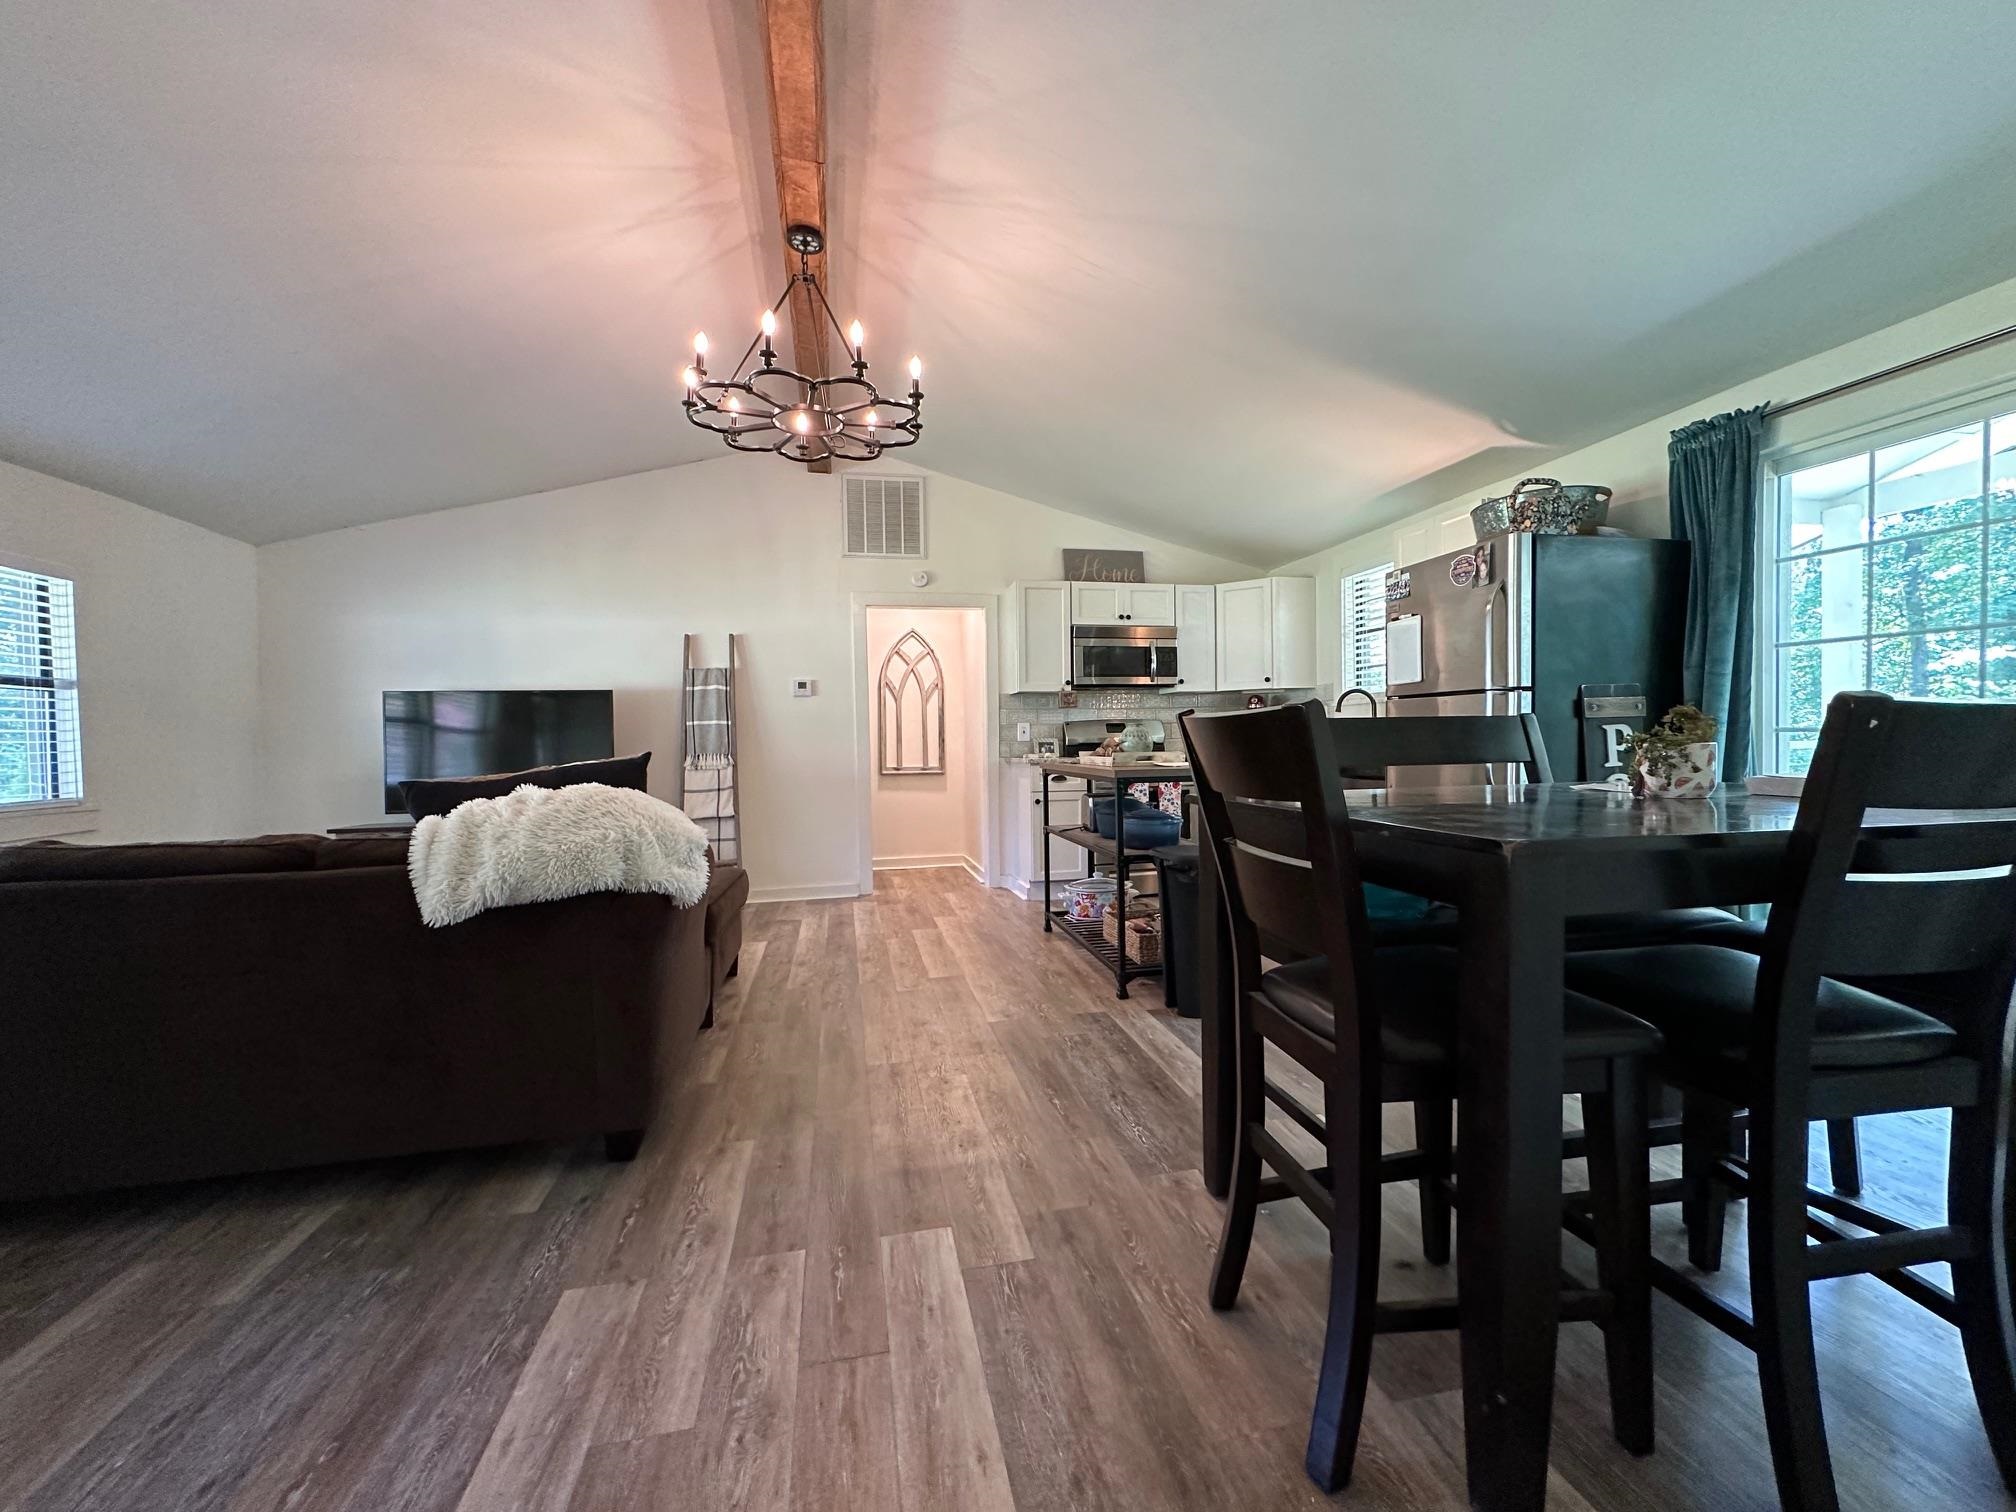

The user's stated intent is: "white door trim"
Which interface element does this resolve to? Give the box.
[850,592,1001,896]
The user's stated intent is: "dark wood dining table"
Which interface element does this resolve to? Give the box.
[1193,781,1904,1512]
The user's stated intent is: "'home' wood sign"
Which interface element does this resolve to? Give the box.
[1062,549,1146,583]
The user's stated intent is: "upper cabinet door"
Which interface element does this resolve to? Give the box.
[1119,584,1177,625]
[1216,579,1272,689]
[1435,512,1476,556]
[1269,576,1316,688]
[1010,582,1070,693]
[1395,522,1435,567]
[1175,585,1218,692]
[1070,583,1122,623]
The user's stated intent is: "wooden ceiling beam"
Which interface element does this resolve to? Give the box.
[759,0,832,471]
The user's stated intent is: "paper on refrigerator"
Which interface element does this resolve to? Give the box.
[1386,615,1423,686]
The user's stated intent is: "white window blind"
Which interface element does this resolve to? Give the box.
[1341,563,1392,697]
[0,563,82,807]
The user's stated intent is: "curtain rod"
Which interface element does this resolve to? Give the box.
[1763,320,2016,421]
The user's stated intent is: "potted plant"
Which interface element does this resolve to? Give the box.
[1627,704,1720,798]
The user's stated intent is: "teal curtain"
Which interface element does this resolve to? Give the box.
[1669,406,1765,781]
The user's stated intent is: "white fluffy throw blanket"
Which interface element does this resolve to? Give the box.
[408,782,710,928]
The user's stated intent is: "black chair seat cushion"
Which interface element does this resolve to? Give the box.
[1372,905,1742,952]
[1566,944,1958,1070]
[1614,917,1981,1021]
[1258,946,1662,1066]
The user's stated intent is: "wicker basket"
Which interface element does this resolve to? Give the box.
[1104,899,1164,964]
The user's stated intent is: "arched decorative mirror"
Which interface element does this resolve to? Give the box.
[878,629,946,774]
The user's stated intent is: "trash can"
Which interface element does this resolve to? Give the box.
[1152,842,1201,1018]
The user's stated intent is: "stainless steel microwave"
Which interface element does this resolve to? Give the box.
[1071,623,1180,686]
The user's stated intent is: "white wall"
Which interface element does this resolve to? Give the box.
[866,605,983,871]
[0,458,259,843]
[1278,272,2016,701]
[255,457,1251,899]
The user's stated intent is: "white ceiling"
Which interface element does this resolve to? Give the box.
[7,2,2016,561]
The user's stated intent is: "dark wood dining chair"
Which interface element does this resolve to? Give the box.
[1565,692,2016,1512]
[1327,710,1753,1263]
[1181,701,1665,1491]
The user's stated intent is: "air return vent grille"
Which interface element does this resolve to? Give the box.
[843,476,926,558]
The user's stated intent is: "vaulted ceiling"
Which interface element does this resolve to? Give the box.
[7,1,2016,562]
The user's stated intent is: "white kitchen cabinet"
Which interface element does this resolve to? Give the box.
[1437,513,1475,555]
[1004,764,1089,897]
[1216,579,1271,689]
[1394,522,1434,567]
[1007,581,1070,693]
[1396,511,1478,566]
[1270,575,1316,688]
[1174,584,1217,693]
[1214,576,1316,690]
[1069,582,1176,625]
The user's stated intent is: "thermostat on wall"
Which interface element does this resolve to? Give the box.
[792,678,816,697]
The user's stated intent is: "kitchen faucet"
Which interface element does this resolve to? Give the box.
[1334,687,1380,716]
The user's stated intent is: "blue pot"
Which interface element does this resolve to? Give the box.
[1090,796,1181,847]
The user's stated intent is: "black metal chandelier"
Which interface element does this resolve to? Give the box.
[681,225,923,465]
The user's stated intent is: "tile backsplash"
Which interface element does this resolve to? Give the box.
[998,688,1318,761]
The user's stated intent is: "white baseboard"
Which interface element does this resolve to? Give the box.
[749,880,863,903]
[1001,876,1081,901]
[872,854,970,871]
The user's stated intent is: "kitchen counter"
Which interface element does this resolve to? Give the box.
[1035,757,1193,781]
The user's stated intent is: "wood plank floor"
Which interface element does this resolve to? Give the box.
[3,866,2010,1510]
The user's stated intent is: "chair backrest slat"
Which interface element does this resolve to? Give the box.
[1759,693,2016,1074]
[1855,701,2016,811]
[1226,838,1327,962]
[1181,701,1375,1057]
[1816,876,2015,978]
[1330,712,1553,784]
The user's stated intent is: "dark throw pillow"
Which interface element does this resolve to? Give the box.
[398,751,652,820]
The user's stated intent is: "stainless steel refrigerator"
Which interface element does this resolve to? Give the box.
[1381,533,1691,788]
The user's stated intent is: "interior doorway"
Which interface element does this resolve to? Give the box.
[854,598,993,893]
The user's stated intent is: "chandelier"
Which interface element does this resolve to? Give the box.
[681,225,923,465]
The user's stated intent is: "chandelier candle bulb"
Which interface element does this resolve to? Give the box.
[693,331,708,357]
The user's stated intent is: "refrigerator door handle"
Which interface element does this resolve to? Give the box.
[1481,584,1510,789]
[1482,580,1508,693]
[1482,588,1493,693]
[1481,686,1502,790]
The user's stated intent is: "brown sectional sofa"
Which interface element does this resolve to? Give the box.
[703,856,750,1024]
[0,832,743,1202]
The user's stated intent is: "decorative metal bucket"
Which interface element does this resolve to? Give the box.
[1470,477,1613,539]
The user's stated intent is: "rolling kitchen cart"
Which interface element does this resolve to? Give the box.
[1038,753,1191,999]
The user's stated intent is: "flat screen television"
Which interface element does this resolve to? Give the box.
[382,689,615,813]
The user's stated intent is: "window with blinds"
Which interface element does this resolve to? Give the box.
[1340,563,1393,697]
[0,562,82,807]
